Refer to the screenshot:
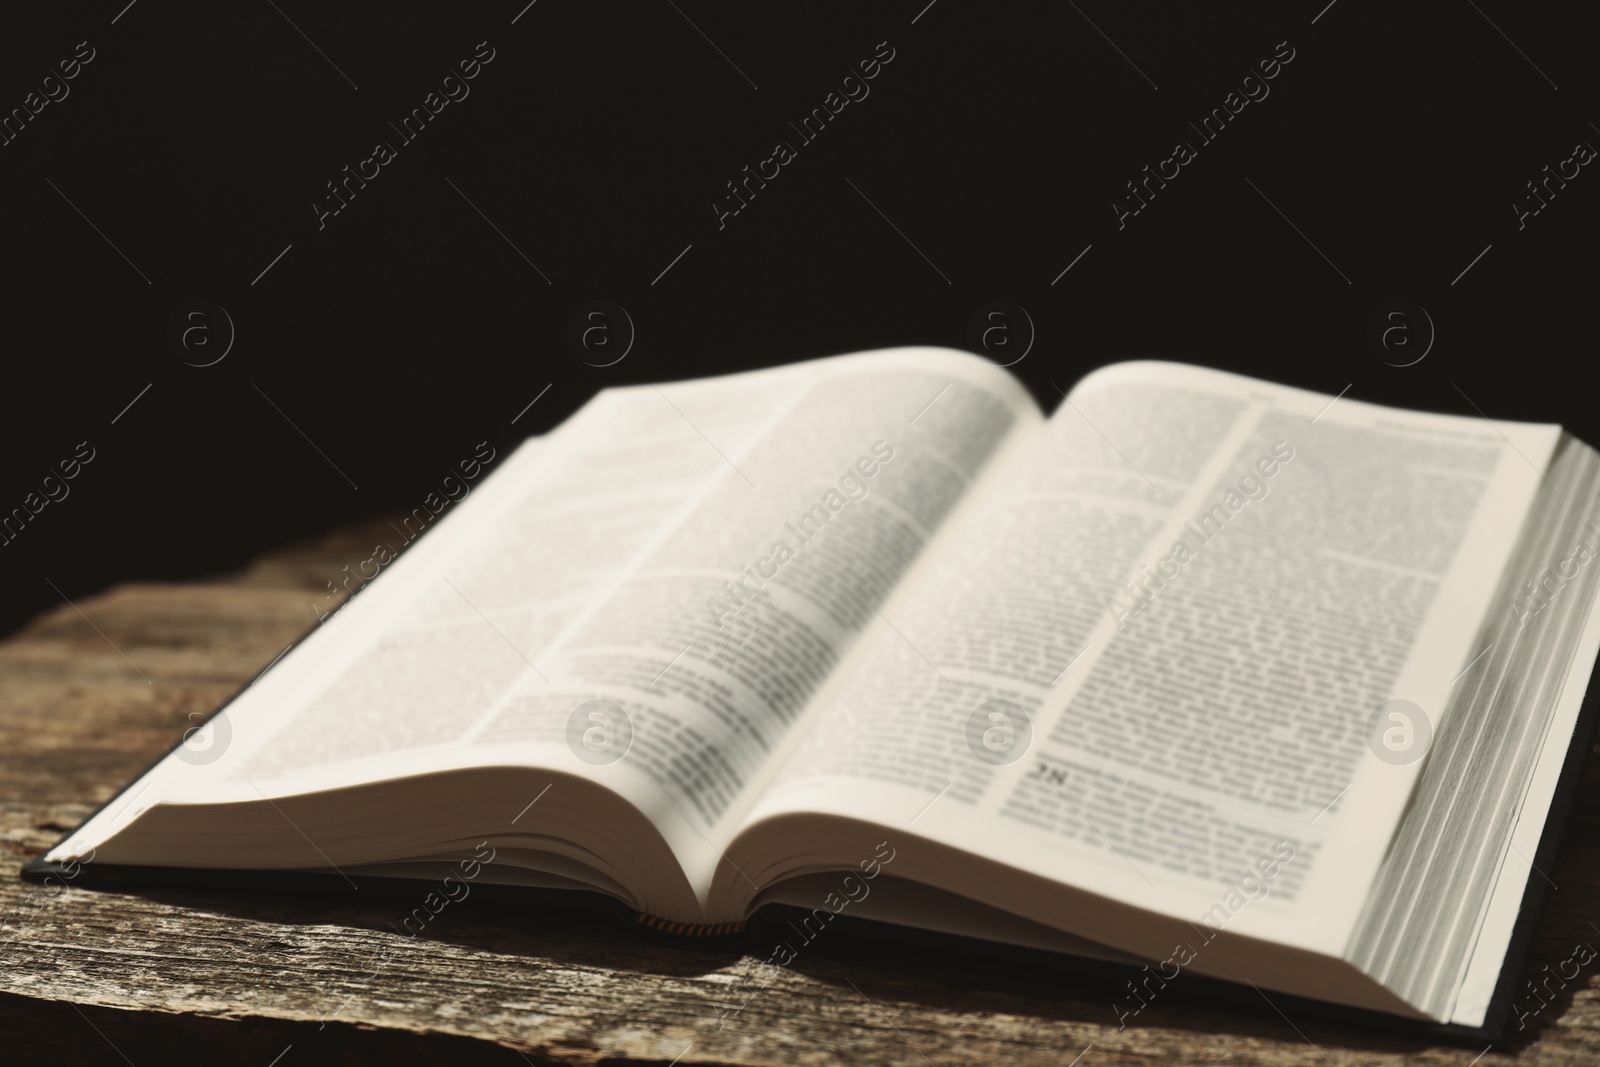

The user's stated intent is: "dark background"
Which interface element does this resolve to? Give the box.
[1,0,1594,638]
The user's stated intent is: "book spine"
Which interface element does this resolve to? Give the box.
[635,913,746,938]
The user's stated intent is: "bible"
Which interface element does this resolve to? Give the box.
[28,348,1600,1038]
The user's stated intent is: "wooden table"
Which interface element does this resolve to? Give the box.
[4,518,1598,1066]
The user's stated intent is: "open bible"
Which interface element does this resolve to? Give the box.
[30,348,1600,1037]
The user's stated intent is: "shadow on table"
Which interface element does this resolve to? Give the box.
[98,865,1556,1057]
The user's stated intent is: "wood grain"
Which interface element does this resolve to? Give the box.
[3,517,1599,1065]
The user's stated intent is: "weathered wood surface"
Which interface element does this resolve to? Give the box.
[3,517,1600,1066]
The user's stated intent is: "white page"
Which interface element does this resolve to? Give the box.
[50,368,806,858]
[52,349,1043,906]
[457,349,1041,900]
[743,361,1558,963]
[1346,437,1600,1023]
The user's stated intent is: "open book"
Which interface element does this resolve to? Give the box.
[30,348,1600,1036]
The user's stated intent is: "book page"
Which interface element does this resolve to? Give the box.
[54,349,1042,908]
[742,361,1559,962]
[1352,436,1600,1023]
[461,350,1039,897]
